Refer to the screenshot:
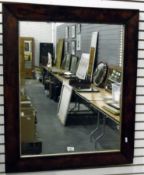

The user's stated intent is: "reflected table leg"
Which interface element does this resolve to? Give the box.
[94,114,107,149]
[90,112,107,148]
[90,111,100,142]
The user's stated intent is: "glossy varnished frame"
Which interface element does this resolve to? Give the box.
[3,2,139,173]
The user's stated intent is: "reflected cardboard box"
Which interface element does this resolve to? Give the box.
[20,112,36,143]
[20,93,37,143]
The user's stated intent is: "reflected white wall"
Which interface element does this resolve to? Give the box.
[19,21,53,66]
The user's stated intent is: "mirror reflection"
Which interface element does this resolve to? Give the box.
[19,22,124,156]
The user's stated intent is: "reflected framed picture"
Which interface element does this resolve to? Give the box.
[58,83,73,125]
[70,56,78,74]
[71,25,76,38]
[71,41,76,55]
[24,40,31,52]
[65,41,69,53]
[65,26,69,39]
[76,34,81,51]
[56,39,64,68]
[77,24,81,34]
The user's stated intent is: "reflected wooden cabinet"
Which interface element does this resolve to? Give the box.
[20,95,36,143]
[19,37,34,80]
[20,108,36,143]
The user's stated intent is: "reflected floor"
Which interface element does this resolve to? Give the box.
[21,79,120,155]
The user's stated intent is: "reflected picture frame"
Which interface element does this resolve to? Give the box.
[71,25,76,38]
[76,34,81,51]
[77,24,81,34]
[24,41,30,52]
[65,41,69,53]
[70,56,78,74]
[71,40,76,55]
[24,40,32,53]
[65,26,69,39]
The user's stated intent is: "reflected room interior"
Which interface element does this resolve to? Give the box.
[19,21,124,156]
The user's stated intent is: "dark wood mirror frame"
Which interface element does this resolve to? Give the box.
[3,2,139,173]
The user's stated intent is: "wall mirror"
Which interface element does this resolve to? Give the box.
[3,3,139,173]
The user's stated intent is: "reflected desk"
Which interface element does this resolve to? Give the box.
[76,88,120,124]
[75,88,120,146]
[42,66,121,144]
[42,66,120,124]
[43,66,69,83]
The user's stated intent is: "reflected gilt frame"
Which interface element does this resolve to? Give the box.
[3,2,139,173]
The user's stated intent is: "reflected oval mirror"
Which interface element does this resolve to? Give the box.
[3,3,139,173]
[93,62,108,87]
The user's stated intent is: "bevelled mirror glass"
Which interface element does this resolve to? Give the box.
[3,3,139,173]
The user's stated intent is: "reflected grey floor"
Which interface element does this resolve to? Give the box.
[24,79,120,155]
